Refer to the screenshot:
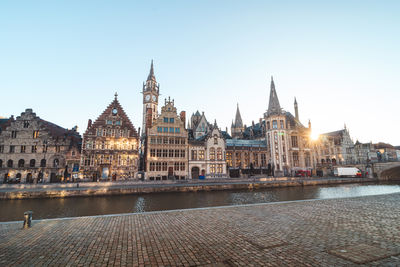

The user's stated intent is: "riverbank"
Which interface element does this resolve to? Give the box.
[1,193,399,266]
[0,176,388,200]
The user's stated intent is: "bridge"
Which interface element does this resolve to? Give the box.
[372,161,400,180]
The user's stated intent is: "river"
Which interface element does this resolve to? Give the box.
[1,181,399,222]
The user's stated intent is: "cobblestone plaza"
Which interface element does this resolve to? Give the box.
[1,193,399,266]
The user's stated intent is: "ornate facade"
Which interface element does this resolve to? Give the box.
[0,109,81,183]
[80,94,139,181]
[145,98,188,180]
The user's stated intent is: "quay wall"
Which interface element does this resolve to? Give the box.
[0,177,388,200]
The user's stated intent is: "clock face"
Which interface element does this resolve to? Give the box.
[145,95,150,101]
[152,95,157,101]
[112,108,118,115]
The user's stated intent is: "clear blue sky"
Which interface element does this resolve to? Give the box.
[1,1,399,145]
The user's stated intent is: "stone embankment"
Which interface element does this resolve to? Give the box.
[0,176,385,200]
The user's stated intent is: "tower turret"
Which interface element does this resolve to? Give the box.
[142,60,160,136]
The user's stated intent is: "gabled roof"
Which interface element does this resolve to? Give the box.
[322,129,345,137]
[85,95,138,138]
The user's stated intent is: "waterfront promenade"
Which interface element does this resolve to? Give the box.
[1,193,399,266]
[0,176,380,199]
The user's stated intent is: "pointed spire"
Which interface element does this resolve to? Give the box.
[147,60,156,82]
[267,75,281,116]
[294,97,299,121]
[294,97,297,105]
[114,92,118,100]
[234,103,243,128]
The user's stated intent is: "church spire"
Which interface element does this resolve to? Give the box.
[294,97,299,121]
[234,103,243,128]
[267,76,281,116]
[147,60,156,82]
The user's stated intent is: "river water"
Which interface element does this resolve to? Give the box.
[1,182,400,222]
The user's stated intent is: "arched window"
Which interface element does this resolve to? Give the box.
[53,159,59,168]
[40,159,46,167]
[18,159,25,168]
[7,160,13,168]
[30,159,36,167]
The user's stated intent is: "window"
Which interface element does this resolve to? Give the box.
[217,164,223,174]
[9,145,15,153]
[53,159,59,168]
[33,131,39,139]
[267,121,270,130]
[157,127,162,133]
[163,117,168,123]
[7,160,13,167]
[170,118,174,123]
[115,121,121,125]
[169,138,174,144]
[291,136,298,147]
[169,127,174,133]
[180,162,185,171]
[11,131,17,138]
[305,153,311,167]
[40,159,46,167]
[163,137,168,144]
[261,154,266,166]
[0,145,3,153]
[168,149,173,157]
[150,149,155,157]
[175,128,180,133]
[21,145,26,153]
[32,145,37,153]
[180,139,185,145]
[162,149,168,157]
[191,150,197,160]
[214,137,218,145]
[180,150,185,158]
[56,146,60,153]
[174,149,180,157]
[162,162,167,171]
[106,120,112,125]
[0,159,2,168]
[199,150,204,160]
[210,148,215,160]
[210,164,216,174]
[163,127,168,133]
[30,159,35,167]
[226,151,232,167]
[23,121,29,128]
[174,162,179,171]
[293,152,299,167]
[253,153,259,167]
[217,148,222,160]
[280,120,284,129]
[244,153,249,168]
[150,162,155,171]
[156,149,162,157]
[235,152,241,167]
[272,120,278,129]
[18,159,25,168]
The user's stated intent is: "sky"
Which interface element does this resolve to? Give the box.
[1,0,399,145]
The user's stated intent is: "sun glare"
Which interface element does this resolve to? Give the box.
[311,132,320,140]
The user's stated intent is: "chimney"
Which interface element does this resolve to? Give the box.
[87,119,92,130]
[180,111,186,128]
[146,108,153,134]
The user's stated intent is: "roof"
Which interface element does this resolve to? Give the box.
[226,139,266,148]
[0,117,13,132]
[321,129,345,137]
[267,76,281,116]
[233,104,243,128]
[243,121,265,139]
[85,95,138,138]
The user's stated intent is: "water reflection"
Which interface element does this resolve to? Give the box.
[0,182,399,222]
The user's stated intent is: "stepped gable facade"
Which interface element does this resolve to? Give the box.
[81,94,139,181]
[145,98,188,180]
[0,109,81,183]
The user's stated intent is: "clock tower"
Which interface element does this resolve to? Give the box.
[142,60,160,134]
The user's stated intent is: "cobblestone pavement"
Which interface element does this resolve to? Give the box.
[1,193,399,266]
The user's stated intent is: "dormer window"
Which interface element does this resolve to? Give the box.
[23,121,29,128]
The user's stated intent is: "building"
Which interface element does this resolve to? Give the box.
[231,104,245,139]
[0,109,81,183]
[80,94,139,181]
[188,120,227,178]
[145,98,188,180]
[189,111,210,139]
